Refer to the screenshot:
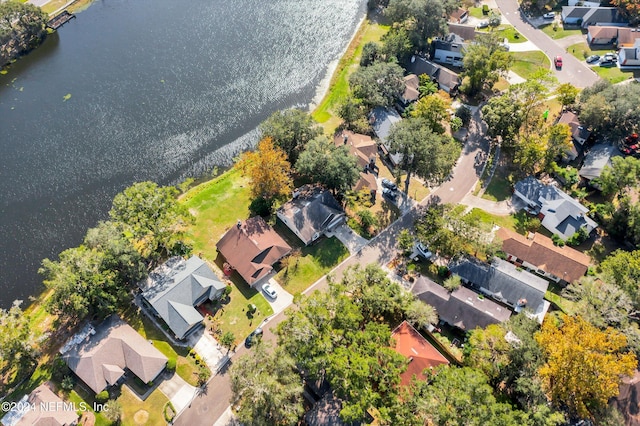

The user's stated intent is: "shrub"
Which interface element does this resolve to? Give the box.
[249,196,273,217]
[437,266,449,277]
[61,375,74,391]
[455,105,472,126]
[166,358,177,372]
[443,275,461,292]
[95,390,109,403]
[164,402,176,423]
[551,234,565,247]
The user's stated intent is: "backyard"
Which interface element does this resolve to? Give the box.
[312,20,389,132]
[478,25,527,43]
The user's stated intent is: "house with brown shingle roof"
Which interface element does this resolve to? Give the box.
[333,131,377,171]
[61,315,167,394]
[391,321,449,386]
[0,383,79,426]
[216,216,291,286]
[496,227,590,284]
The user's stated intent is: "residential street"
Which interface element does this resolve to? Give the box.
[174,107,490,426]
[495,0,601,88]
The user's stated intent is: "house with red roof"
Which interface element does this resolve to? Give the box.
[216,216,292,286]
[391,321,449,386]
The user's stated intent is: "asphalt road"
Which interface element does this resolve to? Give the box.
[174,107,489,426]
[495,0,601,88]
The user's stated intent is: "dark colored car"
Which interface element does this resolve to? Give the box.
[382,188,398,200]
[381,178,397,191]
[245,327,263,347]
[586,55,600,64]
[599,59,614,67]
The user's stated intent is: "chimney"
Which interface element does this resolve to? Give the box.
[236,219,242,229]
[343,134,348,144]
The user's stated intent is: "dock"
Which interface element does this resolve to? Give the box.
[47,10,76,30]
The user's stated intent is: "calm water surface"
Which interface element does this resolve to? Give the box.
[0,0,366,307]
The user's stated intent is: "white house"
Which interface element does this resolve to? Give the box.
[430,34,466,68]
[619,39,640,67]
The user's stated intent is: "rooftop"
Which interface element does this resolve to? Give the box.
[391,321,449,386]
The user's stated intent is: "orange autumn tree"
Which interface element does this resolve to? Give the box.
[238,137,293,204]
[535,315,637,420]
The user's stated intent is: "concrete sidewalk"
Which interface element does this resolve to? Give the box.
[158,372,197,416]
[257,278,293,315]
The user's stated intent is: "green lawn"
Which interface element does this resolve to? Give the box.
[181,166,252,261]
[465,208,518,231]
[274,223,349,296]
[68,389,111,426]
[567,41,613,61]
[510,51,550,80]
[540,24,583,40]
[481,178,512,202]
[312,20,389,132]
[478,25,527,43]
[119,386,169,426]
[468,7,484,19]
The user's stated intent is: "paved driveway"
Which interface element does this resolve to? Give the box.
[495,0,600,88]
[329,223,368,254]
[258,278,293,315]
[158,372,197,416]
[188,328,225,372]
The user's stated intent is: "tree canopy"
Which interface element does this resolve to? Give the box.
[579,80,640,137]
[109,181,193,261]
[536,315,637,420]
[387,117,460,193]
[349,61,405,108]
[0,301,36,376]
[384,0,450,50]
[410,91,451,134]
[0,1,47,65]
[238,137,293,204]
[599,249,640,308]
[295,136,360,194]
[593,156,640,197]
[230,342,304,426]
[462,33,512,95]
[259,109,321,164]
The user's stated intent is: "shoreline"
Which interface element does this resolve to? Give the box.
[10,6,373,312]
[309,11,368,112]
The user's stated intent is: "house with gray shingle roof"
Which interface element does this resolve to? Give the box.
[61,315,167,394]
[412,276,511,331]
[561,6,626,28]
[579,144,623,181]
[277,185,345,246]
[514,176,598,240]
[141,256,226,339]
[448,257,550,323]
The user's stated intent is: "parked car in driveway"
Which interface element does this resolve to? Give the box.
[262,283,277,299]
[543,12,555,19]
[245,327,263,348]
[554,55,563,69]
[603,53,617,62]
[586,55,600,64]
[381,178,397,191]
[476,20,489,29]
[416,243,433,260]
[382,188,398,200]
[599,59,615,67]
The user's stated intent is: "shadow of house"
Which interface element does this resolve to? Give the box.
[497,227,590,285]
[0,383,79,426]
[277,186,346,246]
[514,176,598,240]
[216,216,292,287]
[448,257,550,323]
[140,256,226,340]
[411,276,511,332]
[60,315,168,395]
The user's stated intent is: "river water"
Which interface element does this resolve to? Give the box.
[0,0,366,308]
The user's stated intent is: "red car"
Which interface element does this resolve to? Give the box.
[554,56,563,69]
